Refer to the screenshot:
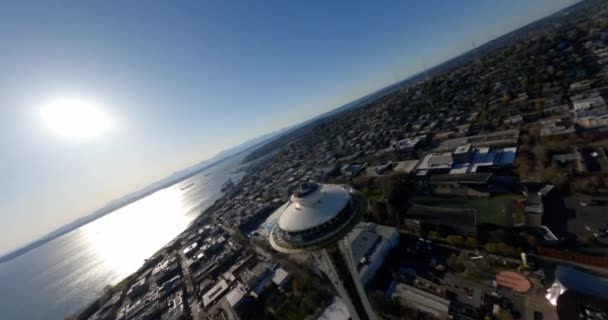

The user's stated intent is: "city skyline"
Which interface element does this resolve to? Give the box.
[0,0,578,254]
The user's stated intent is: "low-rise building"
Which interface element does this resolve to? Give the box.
[540,118,576,138]
[225,282,249,311]
[389,281,450,320]
[434,129,519,152]
[271,267,290,288]
[152,258,181,286]
[348,223,399,284]
[160,291,187,320]
[416,153,454,173]
[126,277,148,300]
[317,297,350,320]
[392,160,420,174]
[570,80,592,91]
[552,152,585,171]
[429,173,494,197]
[393,136,423,153]
[202,279,229,308]
[504,114,523,125]
[573,95,607,119]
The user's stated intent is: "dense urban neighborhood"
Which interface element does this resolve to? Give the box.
[75,1,608,320]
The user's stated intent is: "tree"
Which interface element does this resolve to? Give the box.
[520,134,533,146]
[381,174,411,227]
[446,254,466,273]
[428,231,440,240]
[572,176,603,195]
[526,234,538,248]
[494,242,518,257]
[495,242,510,256]
[542,166,571,193]
[446,235,464,246]
[514,147,534,178]
[368,200,388,224]
[465,237,479,249]
[488,229,507,242]
[484,243,497,253]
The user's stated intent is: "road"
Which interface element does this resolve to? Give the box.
[177,250,203,320]
[565,195,608,240]
[531,253,608,277]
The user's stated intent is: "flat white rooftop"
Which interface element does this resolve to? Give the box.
[317,297,350,320]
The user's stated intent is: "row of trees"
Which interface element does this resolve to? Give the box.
[427,233,480,249]
[483,242,520,257]
[515,124,608,194]
[357,173,412,227]
[424,225,539,259]
[430,234,521,257]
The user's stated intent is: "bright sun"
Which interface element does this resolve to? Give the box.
[40,98,110,139]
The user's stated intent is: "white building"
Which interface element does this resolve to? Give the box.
[318,297,350,320]
[572,96,607,119]
[225,282,248,310]
[202,279,229,308]
[390,282,450,320]
[393,136,423,152]
[416,153,454,172]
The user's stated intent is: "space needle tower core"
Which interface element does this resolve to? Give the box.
[270,183,376,320]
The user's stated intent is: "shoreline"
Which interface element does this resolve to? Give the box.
[0,151,249,264]
[69,167,241,319]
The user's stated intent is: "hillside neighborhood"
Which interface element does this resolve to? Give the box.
[76,1,608,320]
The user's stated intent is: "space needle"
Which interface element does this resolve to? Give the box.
[270,182,376,320]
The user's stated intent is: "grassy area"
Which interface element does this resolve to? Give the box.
[361,187,383,203]
[414,195,522,226]
[273,293,307,320]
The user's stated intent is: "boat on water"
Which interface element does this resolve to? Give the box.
[180,183,194,191]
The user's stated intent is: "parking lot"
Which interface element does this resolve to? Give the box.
[565,195,608,239]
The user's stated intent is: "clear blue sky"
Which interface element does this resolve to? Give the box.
[0,0,578,254]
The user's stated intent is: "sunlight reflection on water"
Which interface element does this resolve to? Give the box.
[82,188,191,280]
[0,154,246,320]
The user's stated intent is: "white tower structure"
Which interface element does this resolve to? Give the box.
[269,183,376,320]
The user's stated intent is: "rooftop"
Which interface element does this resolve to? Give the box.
[226,282,249,308]
[434,129,519,152]
[454,144,472,154]
[317,297,350,320]
[393,160,420,174]
[417,153,454,171]
[272,267,289,287]
[277,183,350,232]
[202,279,229,307]
[553,153,582,162]
[394,136,423,150]
[351,230,381,265]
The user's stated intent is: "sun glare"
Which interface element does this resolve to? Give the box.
[40,98,110,139]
